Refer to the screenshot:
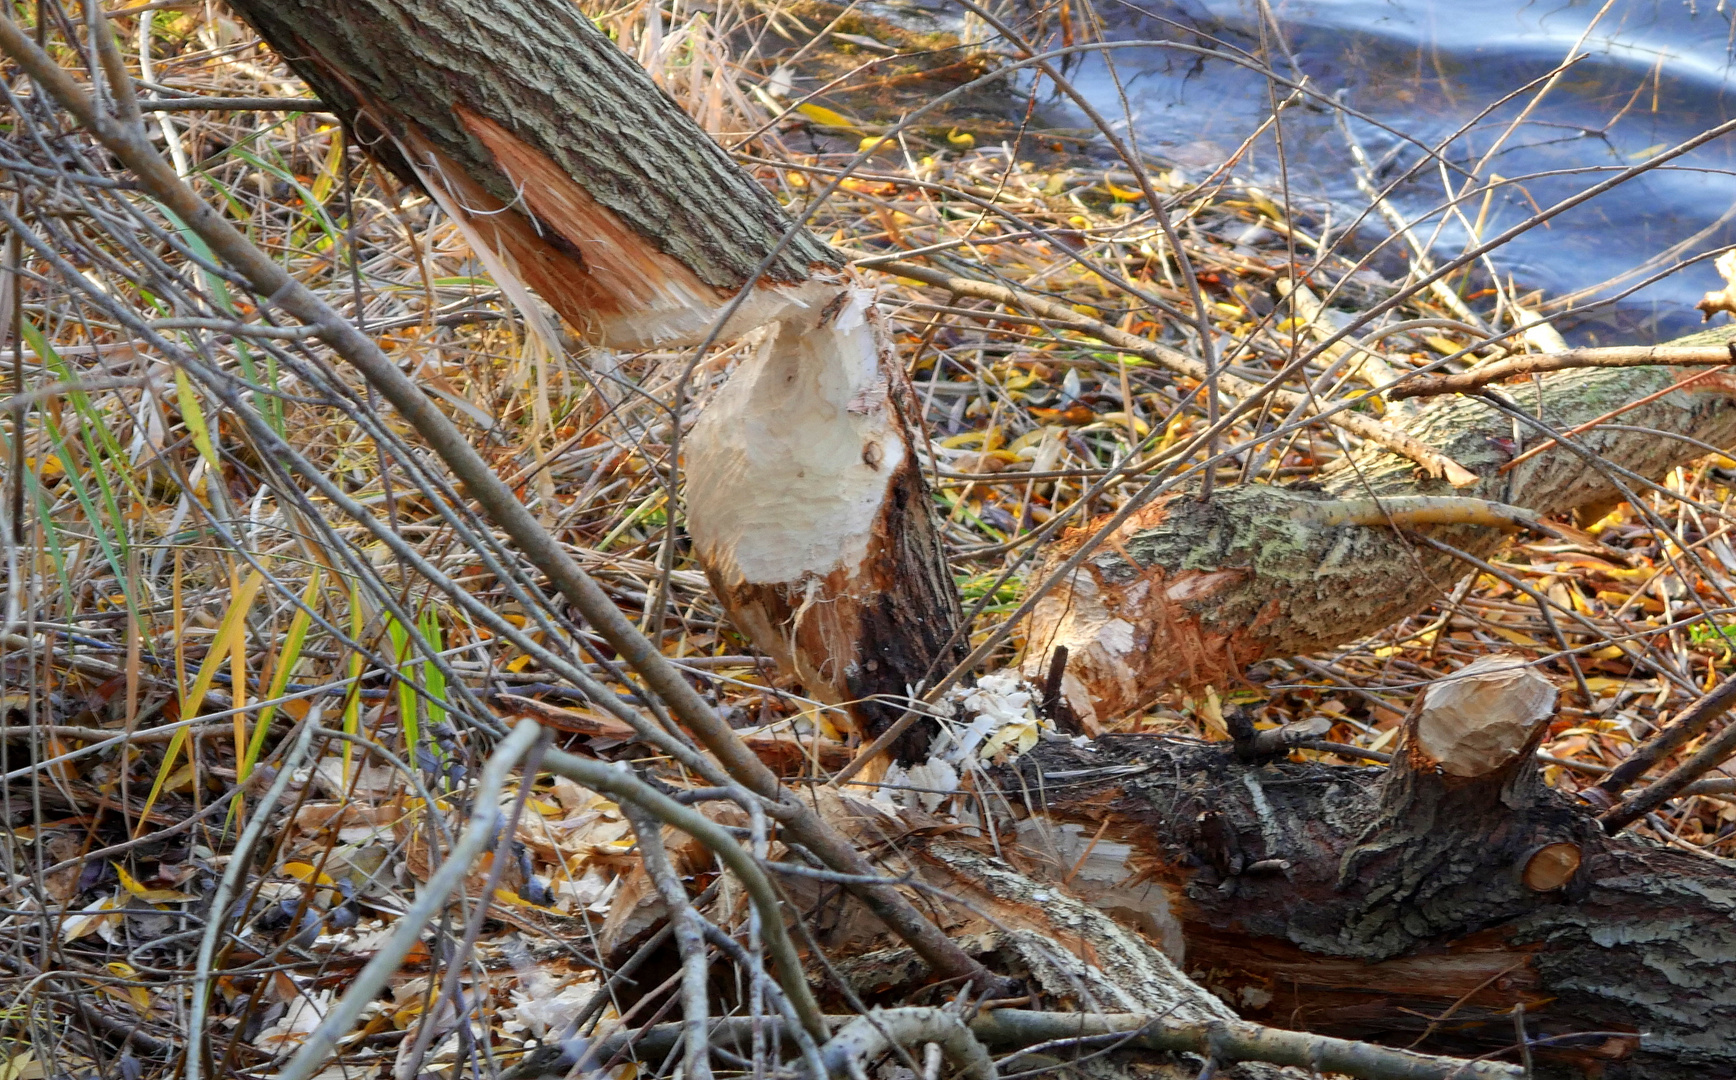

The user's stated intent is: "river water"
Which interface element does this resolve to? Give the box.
[1064,0,1736,343]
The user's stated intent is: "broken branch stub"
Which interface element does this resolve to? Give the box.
[1337,656,1595,955]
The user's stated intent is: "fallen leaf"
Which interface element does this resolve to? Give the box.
[1697,250,1736,321]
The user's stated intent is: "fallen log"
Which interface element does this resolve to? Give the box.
[595,784,1521,1080]
[987,656,1736,1078]
[1024,328,1736,728]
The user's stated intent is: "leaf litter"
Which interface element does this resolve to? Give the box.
[0,0,1734,1077]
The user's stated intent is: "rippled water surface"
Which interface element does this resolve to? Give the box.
[1065,0,1736,341]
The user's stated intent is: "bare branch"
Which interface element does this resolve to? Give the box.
[1391,345,1736,399]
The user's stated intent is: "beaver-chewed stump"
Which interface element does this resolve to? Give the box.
[998,656,1736,1079]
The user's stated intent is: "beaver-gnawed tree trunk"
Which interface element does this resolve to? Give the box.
[218,0,966,757]
[1021,331,1736,729]
[210,6,1736,1074]
[222,0,1736,743]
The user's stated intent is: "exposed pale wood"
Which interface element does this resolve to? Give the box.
[1521,842,1581,891]
[687,289,964,757]
[1408,654,1556,778]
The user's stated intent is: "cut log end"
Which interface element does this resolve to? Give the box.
[1520,841,1582,891]
[1410,653,1557,777]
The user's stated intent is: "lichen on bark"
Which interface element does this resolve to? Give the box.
[1026,349,1736,725]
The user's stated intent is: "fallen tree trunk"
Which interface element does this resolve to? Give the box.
[221,0,965,752]
[723,657,1736,1077]
[1025,330,1736,727]
[982,656,1736,1078]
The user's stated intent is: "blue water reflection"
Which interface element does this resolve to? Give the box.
[1065,0,1736,341]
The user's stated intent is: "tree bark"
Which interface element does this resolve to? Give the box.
[221,0,837,346]
[222,0,964,751]
[986,690,1736,1078]
[685,294,966,760]
[1024,331,1736,728]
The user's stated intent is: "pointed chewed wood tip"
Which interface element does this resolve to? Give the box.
[1414,653,1557,777]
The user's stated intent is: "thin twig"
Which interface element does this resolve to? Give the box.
[1391,344,1736,399]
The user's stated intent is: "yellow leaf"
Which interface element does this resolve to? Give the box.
[981,719,1040,761]
[24,454,62,478]
[43,733,77,784]
[1598,565,1656,583]
[1597,589,1664,613]
[946,128,975,149]
[0,1049,41,1080]
[114,863,197,904]
[1096,412,1151,437]
[858,134,891,153]
[104,962,154,1013]
[140,570,267,832]
[1489,626,1543,648]
[174,366,220,471]
[283,861,337,887]
[1103,180,1142,201]
[62,894,124,941]
[493,887,556,911]
[1581,677,1648,695]
[309,127,345,205]
[113,863,148,897]
[795,103,857,130]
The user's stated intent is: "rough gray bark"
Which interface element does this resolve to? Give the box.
[1026,331,1736,727]
[221,0,837,296]
[997,733,1736,1079]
